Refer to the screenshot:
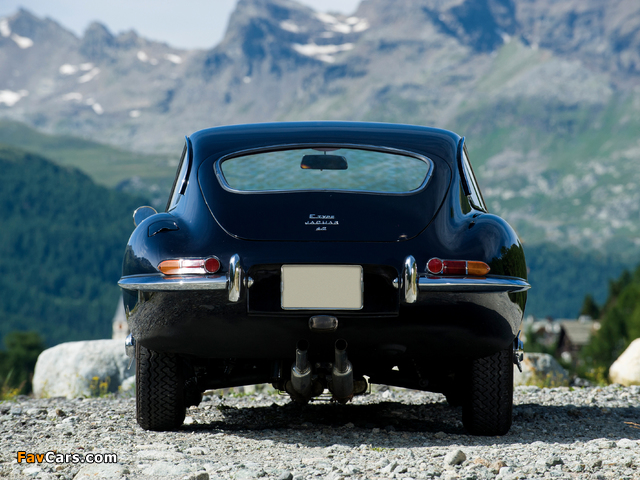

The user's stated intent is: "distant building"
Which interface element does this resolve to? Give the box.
[112,296,129,340]
[557,316,600,364]
[521,315,561,349]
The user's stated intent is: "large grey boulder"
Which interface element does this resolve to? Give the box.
[32,339,134,398]
[514,352,570,387]
[609,338,640,386]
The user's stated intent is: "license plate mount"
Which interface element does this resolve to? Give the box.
[281,265,363,310]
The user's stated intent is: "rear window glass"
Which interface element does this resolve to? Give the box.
[217,147,431,193]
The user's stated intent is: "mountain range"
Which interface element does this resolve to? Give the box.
[1,0,640,253]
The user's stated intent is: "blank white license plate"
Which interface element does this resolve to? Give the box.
[281,265,363,310]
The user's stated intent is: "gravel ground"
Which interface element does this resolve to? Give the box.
[1,385,639,479]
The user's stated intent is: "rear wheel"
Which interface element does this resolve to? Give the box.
[462,347,513,436]
[136,343,186,431]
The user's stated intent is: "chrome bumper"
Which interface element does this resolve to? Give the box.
[118,273,529,295]
[418,275,530,293]
[118,274,227,291]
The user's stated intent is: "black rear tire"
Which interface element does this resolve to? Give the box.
[136,343,186,431]
[462,347,513,436]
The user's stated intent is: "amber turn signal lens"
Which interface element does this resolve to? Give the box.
[467,261,491,276]
[158,259,185,275]
[158,257,221,275]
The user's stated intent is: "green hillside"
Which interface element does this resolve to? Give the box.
[447,41,640,255]
[0,120,175,206]
[0,144,146,346]
[582,265,640,365]
[525,244,631,319]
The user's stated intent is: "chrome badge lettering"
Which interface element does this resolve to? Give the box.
[305,214,339,229]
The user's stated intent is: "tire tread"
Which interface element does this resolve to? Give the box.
[136,344,186,431]
[462,347,513,436]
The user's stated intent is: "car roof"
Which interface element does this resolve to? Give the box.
[189,121,461,167]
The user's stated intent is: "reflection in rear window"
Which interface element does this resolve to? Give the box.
[218,148,431,193]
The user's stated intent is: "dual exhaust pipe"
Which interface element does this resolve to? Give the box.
[289,339,354,403]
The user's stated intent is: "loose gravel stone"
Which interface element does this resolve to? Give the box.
[1,385,639,479]
[443,449,466,466]
[74,463,128,479]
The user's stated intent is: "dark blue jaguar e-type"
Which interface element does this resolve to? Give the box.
[119,122,529,435]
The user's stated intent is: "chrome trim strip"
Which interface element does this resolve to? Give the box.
[418,276,530,293]
[403,256,418,304]
[118,274,227,291]
[213,143,435,196]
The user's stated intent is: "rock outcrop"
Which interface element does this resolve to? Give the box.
[514,352,570,387]
[609,338,640,386]
[32,339,134,398]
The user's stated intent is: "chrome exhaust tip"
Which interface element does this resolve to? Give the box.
[290,340,312,398]
[331,339,354,403]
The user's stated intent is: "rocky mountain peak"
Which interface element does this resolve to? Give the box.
[114,30,141,50]
[199,0,372,82]
[217,0,369,64]
[6,8,50,39]
[427,0,518,52]
[1,8,76,49]
[80,22,116,62]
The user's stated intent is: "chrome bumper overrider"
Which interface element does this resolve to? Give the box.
[118,274,227,291]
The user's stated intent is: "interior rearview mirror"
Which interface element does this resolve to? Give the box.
[301,155,348,170]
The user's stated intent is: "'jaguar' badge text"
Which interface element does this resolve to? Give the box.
[305,214,339,231]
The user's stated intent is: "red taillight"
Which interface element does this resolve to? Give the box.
[204,257,220,273]
[426,258,490,276]
[443,260,467,275]
[427,258,443,274]
[158,256,220,275]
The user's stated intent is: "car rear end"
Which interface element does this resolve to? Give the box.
[119,122,529,435]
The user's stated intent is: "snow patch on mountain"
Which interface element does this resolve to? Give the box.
[59,64,78,75]
[164,53,182,64]
[0,17,33,48]
[0,19,10,37]
[0,89,28,106]
[292,42,354,63]
[280,20,300,33]
[61,92,82,101]
[78,68,100,84]
[85,98,103,115]
[314,12,369,34]
[11,33,33,48]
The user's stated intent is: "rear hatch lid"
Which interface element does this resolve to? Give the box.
[199,146,451,242]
